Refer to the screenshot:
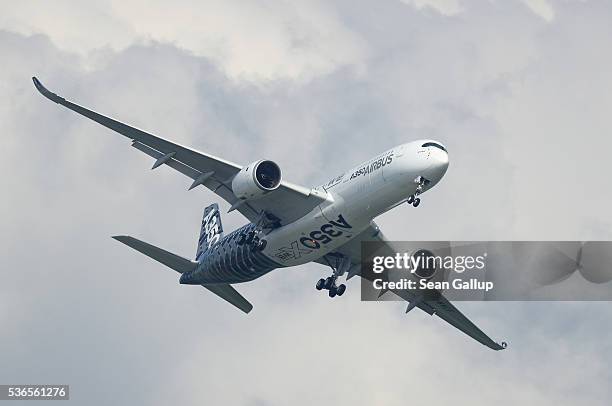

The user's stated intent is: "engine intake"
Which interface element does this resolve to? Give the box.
[411,249,438,280]
[232,160,282,200]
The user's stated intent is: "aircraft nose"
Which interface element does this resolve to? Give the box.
[425,146,449,182]
[432,148,449,169]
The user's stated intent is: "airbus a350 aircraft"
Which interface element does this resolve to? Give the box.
[33,77,506,351]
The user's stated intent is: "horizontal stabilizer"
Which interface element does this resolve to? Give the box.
[201,284,253,314]
[113,235,198,274]
[112,235,253,313]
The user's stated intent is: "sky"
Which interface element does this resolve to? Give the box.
[1,0,611,404]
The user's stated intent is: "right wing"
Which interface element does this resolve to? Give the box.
[325,224,507,351]
[32,77,326,225]
[409,290,506,351]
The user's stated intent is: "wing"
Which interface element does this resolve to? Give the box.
[32,77,326,225]
[324,224,507,351]
[412,291,505,350]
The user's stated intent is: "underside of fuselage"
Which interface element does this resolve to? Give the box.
[180,223,283,285]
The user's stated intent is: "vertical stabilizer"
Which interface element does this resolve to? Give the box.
[196,203,223,262]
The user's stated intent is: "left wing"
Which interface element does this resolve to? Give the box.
[32,77,326,225]
[324,224,507,351]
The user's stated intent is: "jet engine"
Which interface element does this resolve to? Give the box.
[231,160,282,200]
[411,249,438,280]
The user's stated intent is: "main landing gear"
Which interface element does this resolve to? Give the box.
[407,176,430,208]
[316,276,346,297]
[316,254,351,298]
[237,229,267,252]
[236,211,279,252]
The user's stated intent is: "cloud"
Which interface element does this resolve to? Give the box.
[0,0,367,81]
[522,0,556,22]
[1,1,612,405]
[401,0,463,15]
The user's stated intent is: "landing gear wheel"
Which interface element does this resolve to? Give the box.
[316,254,350,297]
[256,239,267,251]
[249,236,260,252]
[407,195,415,204]
[237,234,246,245]
[412,198,421,207]
[245,231,255,244]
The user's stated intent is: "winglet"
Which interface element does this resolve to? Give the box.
[32,77,65,104]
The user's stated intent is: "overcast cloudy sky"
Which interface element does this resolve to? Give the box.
[1,0,611,405]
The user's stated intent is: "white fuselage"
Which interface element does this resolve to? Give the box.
[261,139,449,267]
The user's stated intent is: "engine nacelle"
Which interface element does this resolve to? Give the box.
[411,249,438,280]
[231,160,282,200]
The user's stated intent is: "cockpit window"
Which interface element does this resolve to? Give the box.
[422,142,447,152]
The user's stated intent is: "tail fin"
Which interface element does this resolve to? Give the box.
[196,203,223,263]
[113,235,253,313]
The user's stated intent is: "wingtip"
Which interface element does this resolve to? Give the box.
[32,76,44,92]
[492,341,508,351]
[32,76,64,103]
[112,235,130,243]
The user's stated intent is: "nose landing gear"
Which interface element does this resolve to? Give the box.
[407,194,421,207]
[407,176,429,207]
[316,253,351,298]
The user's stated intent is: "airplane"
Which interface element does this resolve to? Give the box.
[32,77,507,351]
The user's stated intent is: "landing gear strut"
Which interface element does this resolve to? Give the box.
[316,254,350,298]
